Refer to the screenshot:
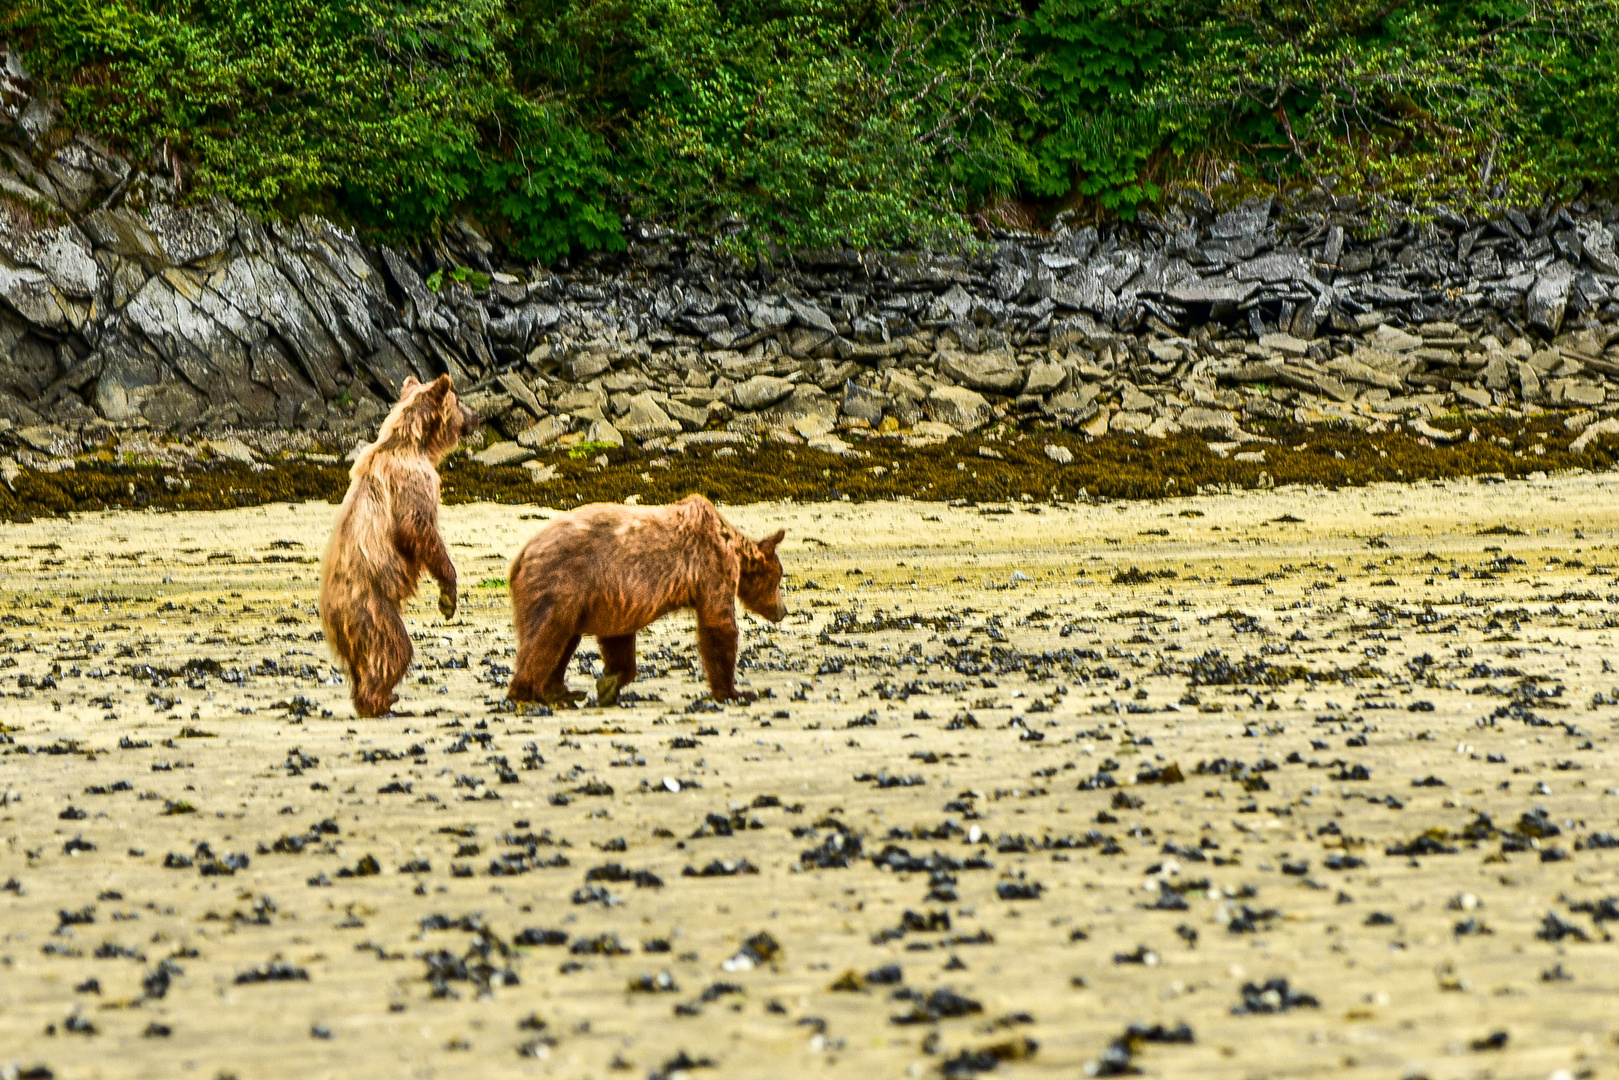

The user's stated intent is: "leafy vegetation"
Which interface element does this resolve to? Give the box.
[7,0,1618,257]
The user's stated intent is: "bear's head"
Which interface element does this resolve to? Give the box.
[375,375,477,461]
[738,529,787,623]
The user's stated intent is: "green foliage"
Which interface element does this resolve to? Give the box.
[425,265,492,294]
[6,0,1618,253]
[1017,0,1182,212]
[1142,0,1619,208]
[12,0,621,259]
[567,441,619,458]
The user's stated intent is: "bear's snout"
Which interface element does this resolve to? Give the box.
[767,600,787,622]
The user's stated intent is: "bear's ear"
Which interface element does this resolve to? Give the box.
[400,375,422,396]
[757,529,785,556]
[414,374,452,411]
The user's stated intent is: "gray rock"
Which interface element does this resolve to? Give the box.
[202,436,258,463]
[663,397,708,431]
[460,389,514,421]
[1235,251,1315,284]
[784,327,833,357]
[208,254,348,400]
[44,142,99,212]
[1527,262,1575,335]
[1562,380,1605,407]
[747,301,793,331]
[1046,272,1105,313]
[937,350,1022,393]
[473,440,535,467]
[496,372,546,418]
[1322,225,1345,267]
[1162,341,1201,369]
[1165,278,1259,314]
[991,263,1029,302]
[0,204,98,298]
[1044,444,1073,465]
[1049,383,1099,413]
[733,374,794,410]
[1516,360,1543,403]
[1579,221,1619,275]
[1367,324,1424,352]
[1210,196,1271,239]
[787,297,837,334]
[1110,410,1152,434]
[145,200,232,266]
[927,284,973,322]
[1571,417,1619,452]
[586,419,624,447]
[4,113,1617,442]
[1258,332,1309,357]
[1527,347,1561,375]
[882,369,928,401]
[890,394,924,428]
[1480,353,1512,391]
[516,415,570,449]
[1023,360,1066,395]
[0,264,72,330]
[16,96,62,148]
[1120,384,1156,413]
[807,432,854,455]
[925,385,990,432]
[564,351,612,381]
[556,385,608,415]
[792,412,834,439]
[841,380,888,425]
[1358,282,1419,304]
[92,343,204,427]
[617,393,682,440]
[1178,407,1240,433]
[773,384,836,421]
[1326,356,1402,391]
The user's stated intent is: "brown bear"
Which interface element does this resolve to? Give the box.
[507,494,786,707]
[320,375,476,717]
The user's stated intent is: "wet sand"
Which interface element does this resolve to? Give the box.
[2,476,1618,1080]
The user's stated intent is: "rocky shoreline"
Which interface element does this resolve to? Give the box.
[3,61,1619,479]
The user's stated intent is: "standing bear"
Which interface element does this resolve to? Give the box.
[321,375,476,717]
[507,495,786,706]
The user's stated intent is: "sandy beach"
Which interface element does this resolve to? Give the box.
[2,476,1617,1080]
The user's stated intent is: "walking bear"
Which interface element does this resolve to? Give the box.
[320,375,476,717]
[507,495,786,706]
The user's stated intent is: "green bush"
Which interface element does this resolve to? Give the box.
[7,0,1618,255]
[14,0,621,259]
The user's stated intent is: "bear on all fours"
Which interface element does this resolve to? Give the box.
[507,494,786,707]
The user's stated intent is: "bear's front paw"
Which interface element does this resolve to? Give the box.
[438,586,457,620]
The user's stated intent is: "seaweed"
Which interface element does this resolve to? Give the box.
[0,415,1606,520]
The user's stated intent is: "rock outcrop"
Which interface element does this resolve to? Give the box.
[3,56,1619,467]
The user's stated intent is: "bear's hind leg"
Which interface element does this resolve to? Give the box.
[595,634,638,707]
[509,625,584,706]
[352,599,412,717]
[541,634,586,706]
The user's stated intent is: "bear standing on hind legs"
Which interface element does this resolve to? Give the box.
[320,375,476,717]
[507,495,787,707]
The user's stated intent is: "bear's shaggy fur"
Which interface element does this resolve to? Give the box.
[320,375,475,716]
[507,495,786,706]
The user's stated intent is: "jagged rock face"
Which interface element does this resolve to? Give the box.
[0,65,1618,454]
